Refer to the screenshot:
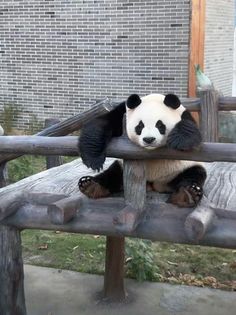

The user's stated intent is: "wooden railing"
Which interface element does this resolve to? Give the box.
[1,89,236,314]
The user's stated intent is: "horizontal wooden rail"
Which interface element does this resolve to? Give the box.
[181,98,200,111]
[0,135,236,162]
[3,197,236,249]
[0,98,117,165]
[182,96,236,111]
[218,96,236,111]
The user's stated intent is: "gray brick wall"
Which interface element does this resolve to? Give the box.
[0,0,190,130]
[204,0,235,95]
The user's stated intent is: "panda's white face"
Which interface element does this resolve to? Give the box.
[126,94,186,149]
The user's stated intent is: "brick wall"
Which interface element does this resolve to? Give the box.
[0,0,190,130]
[204,0,235,95]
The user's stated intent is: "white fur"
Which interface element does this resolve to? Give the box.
[126,94,185,149]
[125,93,202,190]
[145,159,199,183]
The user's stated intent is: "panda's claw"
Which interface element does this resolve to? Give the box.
[78,176,110,199]
[189,183,203,198]
[78,176,93,188]
[167,184,203,208]
[81,153,106,171]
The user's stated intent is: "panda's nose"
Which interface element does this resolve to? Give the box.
[143,137,155,144]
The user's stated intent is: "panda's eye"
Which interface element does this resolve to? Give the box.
[135,120,144,135]
[156,120,166,135]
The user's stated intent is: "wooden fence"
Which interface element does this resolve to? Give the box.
[0,89,236,314]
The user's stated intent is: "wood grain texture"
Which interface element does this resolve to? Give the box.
[2,136,236,162]
[185,196,215,241]
[199,89,219,142]
[47,194,82,225]
[0,225,27,315]
[218,97,236,110]
[103,237,126,301]
[45,118,63,169]
[0,190,25,221]
[0,98,115,165]
[114,160,146,232]
[3,196,236,249]
[0,165,26,315]
[1,159,236,247]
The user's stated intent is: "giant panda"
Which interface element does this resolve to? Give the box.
[78,93,207,207]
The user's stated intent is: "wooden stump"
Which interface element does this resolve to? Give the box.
[0,225,26,315]
[103,236,126,301]
[0,163,27,315]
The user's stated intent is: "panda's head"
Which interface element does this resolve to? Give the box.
[126,93,201,151]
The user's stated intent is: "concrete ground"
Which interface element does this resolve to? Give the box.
[24,265,236,315]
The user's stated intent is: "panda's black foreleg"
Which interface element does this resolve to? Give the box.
[167,165,207,207]
[79,102,126,171]
[78,160,123,199]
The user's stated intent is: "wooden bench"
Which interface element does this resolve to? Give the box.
[1,89,236,314]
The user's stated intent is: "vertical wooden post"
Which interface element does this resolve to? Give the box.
[45,118,63,169]
[199,89,219,142]
[114,160,147,231]
[123,160,146,211]
[103,236,126,301]
[189,0,206,123]
[0,163,27,315]
[0,162,8,187]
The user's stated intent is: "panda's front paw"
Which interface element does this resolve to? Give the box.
[81,153,106,171]
[167,184,203,208]
[78,176,110,199]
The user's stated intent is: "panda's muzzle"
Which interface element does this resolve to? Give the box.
[143,137,156,144]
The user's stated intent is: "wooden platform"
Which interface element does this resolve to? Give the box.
[2,158,236,249]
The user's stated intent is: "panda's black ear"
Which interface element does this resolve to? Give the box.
[126,94,142,109]
[164,94,181,109]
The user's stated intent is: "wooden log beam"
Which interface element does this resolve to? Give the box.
[47,194,82,225]
[218,96,236,111]
[184,197,216,241]
[3,198,236,249]
[1,136,236,163]
[0,98,116,165]
[0,190,25,221]
[181,98,200,111]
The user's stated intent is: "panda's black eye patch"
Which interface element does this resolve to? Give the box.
[156,120,166,135]
[135,120,144,135]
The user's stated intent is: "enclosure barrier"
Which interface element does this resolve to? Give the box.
[1,89,236,314]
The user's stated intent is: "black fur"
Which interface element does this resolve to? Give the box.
[79,102,126,170]
[91,160,123,193]
[168,165,207,190]
[126,94,142,109]
[155,120,166,135]
[135,120,144,135]
[166,110,202,151]
[164,94,181,109]
[181,110,196,122]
